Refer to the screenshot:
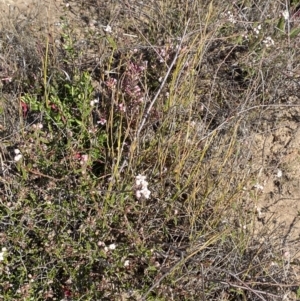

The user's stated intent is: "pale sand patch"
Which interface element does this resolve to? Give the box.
[250,105,300,265]
[0,0,64,28]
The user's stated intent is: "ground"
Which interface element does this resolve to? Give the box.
[0,0,62,24]
[251,104,300,262]
[0,1,300,300]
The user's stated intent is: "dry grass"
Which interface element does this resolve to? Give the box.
[0,0,299,300]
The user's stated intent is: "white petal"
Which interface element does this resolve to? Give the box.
[14,154,22,162]
[108,243,116,250]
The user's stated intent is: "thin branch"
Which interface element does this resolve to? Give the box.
[135,19,190,139]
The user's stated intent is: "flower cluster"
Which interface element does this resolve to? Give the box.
[262,36,275,47]
[14,149,22,162]
[32,123,43,130]
[135,174,151,199]
[90,98,99,107]
[97,117,107,125]
[225,11,237,24]
[253,24,261,36]
[122,61,146,103]
[105,77,117,90]
[103,58,147,118]
[157,45,174,64]
[74,153,88,164]
[97,241,116,253]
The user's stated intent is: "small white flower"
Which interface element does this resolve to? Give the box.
[118,103,126,112]
[124,260,130,267]
[282,10,289,21]
[277,169,282,178]
[263,36,275,47]
[32,123,43,130]
[135,174,151,199]
[14,154,22,162]
[108,243,116,250]
[14,149,20,155]
[136,187,151,199]
[226,11,236,24]
[145,192,151,199]
[90,99,99,106]
[97,118,107,125]
[136,190,142,199]
[253,24,261,35]
[135,174,147,186]
[97,241,105,247]
[80,154,88,165]
[104,25,112,33]
[141,187,151,199]
[255,206,263,218]
[0,247,7,261]
[154,261,161,268]
[190,121,196,128]
[283,250,290,260]
[81,154,88,162]
[253,183,264,191]
[242,33,249,41]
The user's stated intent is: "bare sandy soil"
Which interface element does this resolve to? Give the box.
[251,104,300,261]
[0,0,63,24]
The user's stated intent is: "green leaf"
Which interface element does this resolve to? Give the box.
[290,27,300,38]
[106,35,117,49]
[75,119,83,126]
[297,286,300,298]
[276,17,285,33]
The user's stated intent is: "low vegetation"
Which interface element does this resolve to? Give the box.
[0,0,299,300]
